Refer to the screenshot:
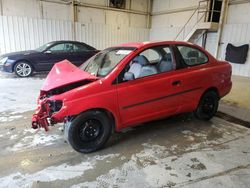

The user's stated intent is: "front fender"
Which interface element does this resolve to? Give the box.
[52,90,121,131]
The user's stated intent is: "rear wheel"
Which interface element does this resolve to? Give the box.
[14,61,33,77]
[194,91,219,120]
[68,110,112,153]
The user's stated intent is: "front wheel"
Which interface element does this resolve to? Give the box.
[68,110,112,153]
[14,61,33,77]
[194,91,219,120]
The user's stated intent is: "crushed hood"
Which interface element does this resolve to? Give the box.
[41,60,97,92]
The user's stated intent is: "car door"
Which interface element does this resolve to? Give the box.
[171,45,211,113]
[35,42,75,71]
[116,46,182,128]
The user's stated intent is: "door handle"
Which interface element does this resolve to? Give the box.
[172,80,181,86]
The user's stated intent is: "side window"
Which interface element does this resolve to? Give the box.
[49,43,74,53]
[159,47,175,73]
[65,43,74,52]
[73,43,89,52]
[177,45,208,66]
[118,46,175,83]
[49,43,65,52]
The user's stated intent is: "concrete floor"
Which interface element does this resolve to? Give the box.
[219,75,250,122]
[0,72,250,188]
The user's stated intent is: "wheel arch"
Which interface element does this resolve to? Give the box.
[78,108,117,133]
[203,87,220,99]
[195,87,220,109]
[13,59,35,72]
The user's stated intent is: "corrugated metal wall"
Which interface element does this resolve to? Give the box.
[218,23,250,77]
[75,23,149,50]
[0,15,149,55]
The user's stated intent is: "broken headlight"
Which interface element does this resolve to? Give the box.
[48,100,63,114]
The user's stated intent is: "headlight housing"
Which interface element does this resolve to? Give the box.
[0,57,8,65]
[48,100,63,114]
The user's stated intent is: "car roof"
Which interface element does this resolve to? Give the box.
[116,41,196,49]
[50,40,84,44]
[47,40,96,50]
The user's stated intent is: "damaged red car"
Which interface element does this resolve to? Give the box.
[32,41,232,153]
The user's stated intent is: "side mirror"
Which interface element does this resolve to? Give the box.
[44,50,52,54]
[124,72,135,81]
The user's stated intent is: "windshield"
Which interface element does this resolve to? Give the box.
[35,42,54,52]
[80,47,135,77]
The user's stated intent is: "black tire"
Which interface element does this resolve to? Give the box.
[194,91,219,120]
[14,61,33,77]
[68,110,112,153]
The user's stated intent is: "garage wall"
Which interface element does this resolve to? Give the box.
[0,0,150,55]
[218,23,250,77]
[0,0,149,28]
[150,0,201,41]
[150,0,250,77]
[0,15,149,55]
[152,0,201,27]
[217,1,250,77]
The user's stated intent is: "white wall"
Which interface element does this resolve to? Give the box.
[217,1,250,77]
[0,15,149,55]
[150,0,250,77]
[152,0,201,27]
[226,2,250,24]
[42,1,72,20]
[0,0,150,55]
[1,0,41,18]
[150,0,204,42]
[218,23,250,77]
[0,0,149,28]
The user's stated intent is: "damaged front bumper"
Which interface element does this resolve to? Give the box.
[31,98,64,131]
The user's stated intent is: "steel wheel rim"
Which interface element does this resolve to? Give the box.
[79,119,102,142]
[16,63,32,77]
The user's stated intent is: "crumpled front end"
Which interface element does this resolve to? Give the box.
[32,95,64,131]
[31,60,98,131]
[32,98,50,131]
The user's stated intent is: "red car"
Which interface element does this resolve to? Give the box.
[32,41,232,153]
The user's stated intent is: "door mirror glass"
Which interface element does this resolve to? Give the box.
[124,72,135,81]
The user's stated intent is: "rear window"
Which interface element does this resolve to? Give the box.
[177,45,208,66]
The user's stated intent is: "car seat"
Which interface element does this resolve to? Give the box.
[128,55,158,78]
[157,53,173,73]
[187,50,199,65]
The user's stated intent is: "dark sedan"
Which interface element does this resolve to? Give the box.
[0,41,98,77]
